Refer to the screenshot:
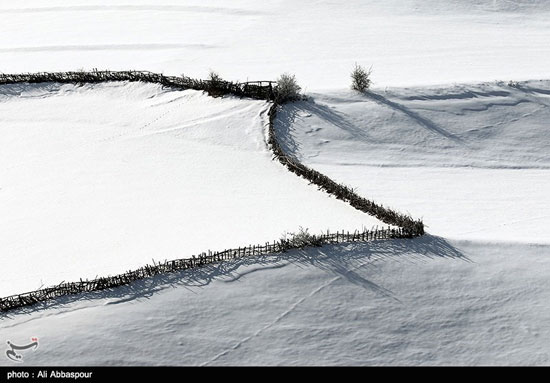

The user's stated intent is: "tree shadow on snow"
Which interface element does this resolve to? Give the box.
[0,235,470,318]
[275,99,373,152]
[364,91,465,144]
[275,94,464,150]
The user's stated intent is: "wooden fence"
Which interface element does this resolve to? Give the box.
[0,70,276,100]
[267,103,425,236]
[0,227,409,312]
[0,70,425,312]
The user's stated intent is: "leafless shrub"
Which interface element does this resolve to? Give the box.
[275,73,302,102]
[351,63,372,92]
[281,227,323,248]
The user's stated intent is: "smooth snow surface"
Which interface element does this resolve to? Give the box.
[3,80,549,366]
[0,82,383,297]
[2,0,550,367]
[276,80,550,243]
[2,238,550,366]
[1,0,550,89]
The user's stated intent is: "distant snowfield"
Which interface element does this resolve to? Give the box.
[1,0,550,89]
[277,80,550,243]
[0,82,382,297]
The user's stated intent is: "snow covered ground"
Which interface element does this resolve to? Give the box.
[3,80,549,365]
[276,80,550,243]
[0,82,383,297]
[1,0,550,89]
[2,238,549,365]
[2,0,550,366]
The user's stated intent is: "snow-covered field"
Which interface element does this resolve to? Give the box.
[1,0,550,89]
[2,238,550,365]
[276,81,550,243]
[0,82,382,297]
[2,0,550,366]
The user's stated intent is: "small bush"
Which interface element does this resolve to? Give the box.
[206,70,227,97]
[275,73,302,102]
[351,63,372,92]
[208,70,223,84]
[280,227,323,249]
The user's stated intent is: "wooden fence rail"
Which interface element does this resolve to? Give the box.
[0,70,425,312]
[0,70,276,100]
[0,227,409,312]
[267,103,424,236]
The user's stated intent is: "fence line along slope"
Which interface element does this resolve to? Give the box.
[0,226,406,312]
[0,78,387,300]
[1,71,424,311]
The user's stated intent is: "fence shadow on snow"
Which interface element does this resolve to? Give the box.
[0,235,465,318]
[0,70,425,312]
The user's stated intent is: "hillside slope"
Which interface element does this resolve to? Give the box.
[2,81,550,365]
[276,80,550,242]
[0,82,383,297]
[2,0,550,366]
[2,238,550,366]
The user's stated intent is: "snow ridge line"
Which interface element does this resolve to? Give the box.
[0,228,405,312]
[266,102,425,236]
